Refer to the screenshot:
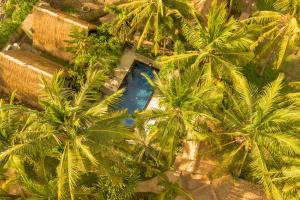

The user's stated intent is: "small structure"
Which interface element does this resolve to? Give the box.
[32,5,97,61]
[0,50,64,107]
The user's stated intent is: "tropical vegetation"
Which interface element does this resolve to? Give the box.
[214,74,300,200]
[110,0,194,55]
[245,0,300,75]
[0,0,38,48]
[0,0,300,199]
[66,24,125,88]
[159,0,254,80]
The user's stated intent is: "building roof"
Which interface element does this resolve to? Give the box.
[32,5,97,61]
[0,50,64,107]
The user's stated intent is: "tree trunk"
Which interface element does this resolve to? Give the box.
[163,39,166,56]
[228,0,233,15]
[258,64,267,77]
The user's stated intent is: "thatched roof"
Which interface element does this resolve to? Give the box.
[21,14,33,39]
[32,5,97,61]
[0,50,64,107]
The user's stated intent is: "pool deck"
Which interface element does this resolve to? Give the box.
[146,94,160,110]
[101,49,159,95]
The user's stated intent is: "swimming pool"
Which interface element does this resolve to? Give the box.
[117,61,155,120]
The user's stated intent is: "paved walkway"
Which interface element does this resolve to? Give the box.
[137,142,266,200]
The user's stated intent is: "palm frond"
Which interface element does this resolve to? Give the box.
[74,69,106,107]
[257,74,284,117]
[250,143,282,200]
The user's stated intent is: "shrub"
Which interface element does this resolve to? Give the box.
[0,0,38,48]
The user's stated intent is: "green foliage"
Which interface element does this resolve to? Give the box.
[136,68,222,165]
[173,40,186,54]
[96,167,139,200]
[243,62,280,88]
[0,69,133,200]
[66,23,124,89]
[112,0,194,55]
[159,0,254,80]
[157,175,194,200]
[1,1,300,199]
[243,0,300,70]
[271,159,300,199]
[256,0,276,10]
[0,0,38,48]
[213,74,300,199]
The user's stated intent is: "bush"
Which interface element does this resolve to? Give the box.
[66,23,125,89]
[0,0,38,48]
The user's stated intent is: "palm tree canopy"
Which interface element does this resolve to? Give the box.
[159,0,253,80]
[137,68,222,165]
[244,0,300,68]
[215,73,300,200]
[0,70,132,200]
[272,159,300,200]
[113,0,194,54]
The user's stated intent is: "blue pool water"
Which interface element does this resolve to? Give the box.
[117,61,155,125]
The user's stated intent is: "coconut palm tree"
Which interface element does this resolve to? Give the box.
[243,0,300,75]
[113,0,194,55]
[271,158,300,200]
[215,73,300,200]
[137,68,221,165]
[0,69,132,200]
[131,121,169,176]
[16,173,58,200]
[0,93,25,152]
[159,0,253,80]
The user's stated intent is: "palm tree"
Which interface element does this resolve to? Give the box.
[271,158,300,200]
[131,121,169,176]
[136,68,221,165]
[0,93,24,152]
[243,0,300,75]
[17,173,57,200]
[0,69,132,200]
[159,0,253,80]
[215,74,300,200]
[113,0,193,55]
